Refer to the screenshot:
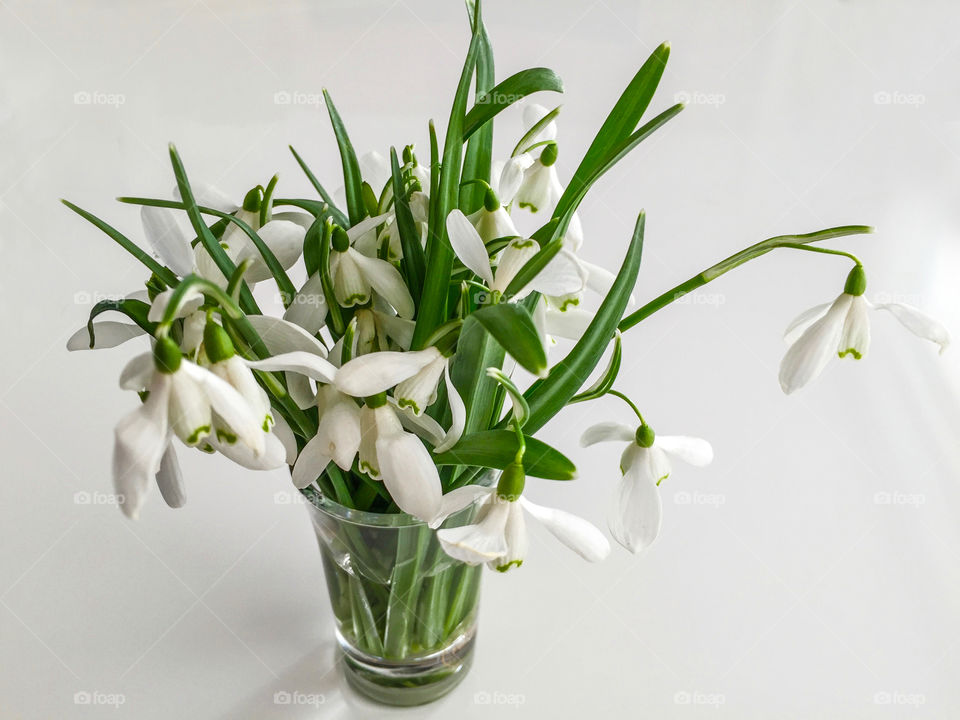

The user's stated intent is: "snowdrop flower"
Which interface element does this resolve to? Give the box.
[515,143,562,214]
[434,462,610,571]
[581,421,713,553]
[445,209,586,299]
[114,336,266,519]
[467,185,520,243]
[357,399,444,522]
[329,224,415,319]
[779,265,950,394]
[291,385,362,489]
[335,346,465,451]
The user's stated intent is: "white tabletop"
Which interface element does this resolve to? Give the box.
[3,0,960,717]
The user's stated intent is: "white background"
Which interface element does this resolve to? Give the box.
[3,0,960,718]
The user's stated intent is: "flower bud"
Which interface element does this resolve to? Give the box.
[153,335,183,374]
[203,321,235,364]
[242,187,262,213]
[844,264,867,296]
[331,226,350,253]
[496,461,526,501]
[483,185,501,212]
[635,423,655,448]
[540,142,558,167]
[362,181,379,217]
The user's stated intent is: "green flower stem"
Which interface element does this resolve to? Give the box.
[383,526,431,658]
[618,225,873,333]
[607,389,644,424]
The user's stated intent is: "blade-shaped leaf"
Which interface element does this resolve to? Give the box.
[433,430,576,480]
[470,303,547,377]
[390,147,426,307]
[84,298,156,348]
[322,89,365,226]
[523,212,645,432]
[460,4,496,215]
[462,68,564,141]
[288,145,349,226]
[450,314,506,435]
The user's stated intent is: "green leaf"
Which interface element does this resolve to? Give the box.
[523,212,645,433]
[433,430,576,480]
[556,42,669,225]
[450,313,506,436]
[512,104,561,157]
[569,330,622,403]
[413,22,481,349]
[460,4,495,215]
[61,200,179,287]
[312,216,345,336]
[503,236,563,299]
[84,298,155,348]
[167,144,260,315]
[462,68,564,141]
[322,89,366,226]
[470,303,547,377]
[287,145,349,225]
[389,147,426,307]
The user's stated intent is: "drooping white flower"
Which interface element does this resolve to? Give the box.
[113,337,266,519]
[779,267,950,394]
[328,222,414,319]
[291,385,362,488]
[445,209,586,299]
[515,143,562,214]
[356,402,443,522]
[335,347,465,451]
[467,185,520,243]
[581,421,713,553]
[434,484,610,571]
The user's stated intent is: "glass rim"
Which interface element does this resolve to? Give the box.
[301,470,494,528]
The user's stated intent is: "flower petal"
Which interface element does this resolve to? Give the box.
[778,294,852,394]
[315,390,362,471]
[271,412,298,465]
[446,209,494,286]
[543,306,594,341]
[496,155,534,205]
[67,322,145,351]
[875,301,951,354]
[147,287,203,323]
[167,370,212,446]
[173,183,236,213]
[244,351,337,384]
[348,249,415,319]
[656,436,714,467]
[608,469,662,554]
[336,348,440,397]
[283,273,328,335]
[437,499,509,563]
[291,434,332,489]
[239,219,305,283]
[376,431,443,522]
[492,501,528,571]
[580,422,635,447]
[140,206,194,277]
[519,497,610,562]
[491,238,539,295]
[392,399,446,446]
[433,362,465,453]
[156,444,186,508]
[526,248,588,297]
[838,294,871,359]
[783,302,831,345]
[243,313,329,358]
[429,485,493,529]
[119,353,154,391]
[210,428,287,470]
[180,362,263,455]
[113,375,171,519]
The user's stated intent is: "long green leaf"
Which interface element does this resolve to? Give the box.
[460,2,496,215]
[322,89,365,226]
[434,431,576,480]
[61,200,179,287]
[462,68,564,141]
[84,298,155,347]
[503,236,564,299]
[523,212,645,433]
[287,145,348,225]
[450,314,506,435]
[413,20,482,349]
[471,303,547,377]
[555,42,669,225]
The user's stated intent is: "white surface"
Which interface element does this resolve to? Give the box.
[3,1,960,717]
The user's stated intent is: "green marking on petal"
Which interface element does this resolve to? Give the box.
[216,428,237,444]
[186,424,212,444]
[396,397,420,414]
[557,297,581,312]
[838,348,863,360]
[359,461,379,478]
[517,201,538,212]
[200,443,215,454]
[341,292,370,306]
[496,559,522,572]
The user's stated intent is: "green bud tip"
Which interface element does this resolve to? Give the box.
[635,423,656,448]
[203,322,236,364]
[331,226,350,253]
[496,461,526,501]
[361,182,379,216]
[540,142,558,167]
[242,187,262,212]
[844,264,867,296]
[483,186,501,212]
[402,145,415,165]
[153,336,182,374]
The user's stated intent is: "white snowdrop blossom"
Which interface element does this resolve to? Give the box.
[581,421,713,553]
[779,266,950,394]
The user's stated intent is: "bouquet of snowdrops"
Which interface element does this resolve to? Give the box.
[66,2,949,576]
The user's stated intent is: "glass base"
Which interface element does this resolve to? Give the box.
[337,625,477,706]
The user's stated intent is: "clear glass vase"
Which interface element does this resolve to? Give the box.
[303,483,486,706]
